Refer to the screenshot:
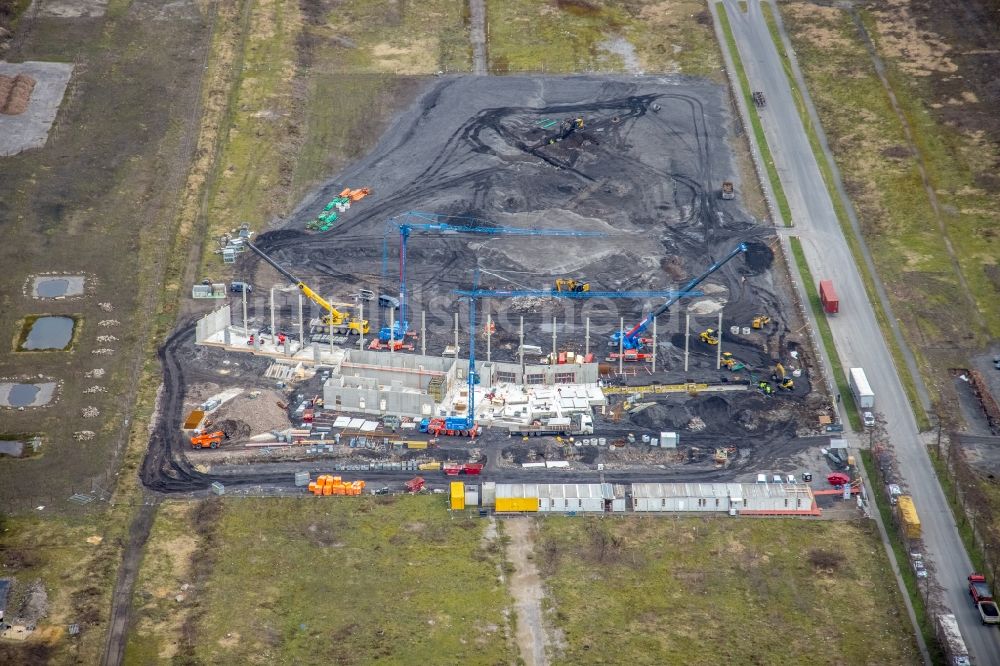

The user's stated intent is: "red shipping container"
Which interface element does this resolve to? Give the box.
[819,280,839,314]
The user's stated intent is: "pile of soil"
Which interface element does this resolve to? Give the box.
[0,74,36,115]
[211,390,290,437]
[214,419,252,441]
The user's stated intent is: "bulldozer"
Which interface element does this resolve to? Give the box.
[699,328,719,346]
[190,431,225,449]
[752,315,771,329]
[555,278,590,293]
[720,351,745,372]
[772,362,794,391]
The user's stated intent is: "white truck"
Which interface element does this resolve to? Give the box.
[508,414,594,437]
[848,367,876,427]
[936,613,971,666]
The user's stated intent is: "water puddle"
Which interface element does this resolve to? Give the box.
[0,382,57,407]
[18,315,76,350]
[31,275,85,298]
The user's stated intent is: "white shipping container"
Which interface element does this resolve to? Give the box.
[481,481,496,506]
[612,499,626,512]
[848,367,875,409]
[660,431,678,448]
[465,488,479,507]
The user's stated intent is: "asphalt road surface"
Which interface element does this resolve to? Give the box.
[718,0,1000,662]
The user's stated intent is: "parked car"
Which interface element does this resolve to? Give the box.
[863,411,876,428]
[978,600,1000,625]
[378,294,400,309]
[772,474,783,484]
[230,281,253,294]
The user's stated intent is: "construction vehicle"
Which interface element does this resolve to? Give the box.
[442,462,484,476]
[405,477,426,493]
[555,278,590,293]
[772,363,794,390]
[190,431,224,449]
[508,414,594,437]
[387,211,606,342]
[546,117,585,144]
[752,91,766,108]
[699,328,719,346]
[752,315,770,329]
[969,573,993,605]
[246,241,368,335]
[721,181,735,200]
[612,242,748,350]
[720,351,745,371]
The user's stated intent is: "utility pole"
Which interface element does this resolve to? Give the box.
[585,316,590,358]
[328,294,334,357]
[454,312,460,360]
[390,308,395,354]
[551,317,557,360]
[684,311,690,373]
[421,311,426,356]
[241,286,248,337]
[358,300,364,351]
[269,287,276,347]
[487,314,492,362]
[715,311,723,370]
[519,316,525,380]
[652,317,657,373]
[618,316,624,375]
[297,293,304,354]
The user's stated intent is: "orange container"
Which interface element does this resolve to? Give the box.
[308,482,317,493]
[333,476,342,484]
[323,485,332,496]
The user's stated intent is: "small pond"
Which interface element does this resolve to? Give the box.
[0,382,57,407]
[33,275,85,298]
[19,316,75,350]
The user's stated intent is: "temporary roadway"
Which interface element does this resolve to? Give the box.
[715,0,1000,662]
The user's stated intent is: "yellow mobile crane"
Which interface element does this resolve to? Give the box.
[246,241,369,335]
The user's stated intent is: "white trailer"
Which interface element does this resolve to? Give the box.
[936,613,970,666]
[848,367,875,410]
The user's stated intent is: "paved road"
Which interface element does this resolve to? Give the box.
[717,0,1000,662]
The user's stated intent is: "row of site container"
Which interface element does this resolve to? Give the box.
[450,482,818,516]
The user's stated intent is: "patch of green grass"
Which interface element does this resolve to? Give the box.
[487,0,721,77]
[716,4,792,226]
[928,449,988,573]
[535,516,919,664]
[788,236,860,431]
[173,496,515,664]
[761,3,929,431]
[860,451,942,661]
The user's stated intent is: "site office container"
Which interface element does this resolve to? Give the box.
[496,497,539,513]
[450,482,465,510]
[464,485,479,507]
[819,280,839,314]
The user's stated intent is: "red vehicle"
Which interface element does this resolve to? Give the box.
[969,573,993,604]
[302,408,314,423]
[819,280,839,314]
[404,477,425,493]
[442,462,484,476]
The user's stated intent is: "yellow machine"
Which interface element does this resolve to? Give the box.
[720,351,745,371]
[555,278,590,293]
[246,241,369,335]
[752,315,771,329]
[699,328,719,345]
[772,362,794,390]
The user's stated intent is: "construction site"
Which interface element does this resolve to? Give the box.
[141,75,854,504]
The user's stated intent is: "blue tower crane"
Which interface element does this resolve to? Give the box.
[612,242,749,350]
[381,211,607,342]
[453,289,704,300]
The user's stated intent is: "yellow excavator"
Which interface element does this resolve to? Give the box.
[555,278,590,293]
[752,315,771,329]
[246,241,369,335]
[699,328,719,345]
[772,362,794,390]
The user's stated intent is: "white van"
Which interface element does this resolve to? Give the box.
[756,473,767,484]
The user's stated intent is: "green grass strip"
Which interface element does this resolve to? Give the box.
[716,4,793,226]
[788,236,861,431]
[760,3,929,431]
[928,448,988,573]
[860,450,942,662]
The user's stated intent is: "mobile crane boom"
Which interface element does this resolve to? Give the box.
[613,242,748,350]
[246,240,368,334]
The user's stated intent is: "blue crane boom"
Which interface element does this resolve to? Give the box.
[382,211,607,342]
[613,242,749,350]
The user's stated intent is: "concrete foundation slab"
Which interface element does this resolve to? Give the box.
[0,61,73,156]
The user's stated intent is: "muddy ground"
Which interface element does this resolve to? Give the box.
[150,76,827,493]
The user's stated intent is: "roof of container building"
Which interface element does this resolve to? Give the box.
[495,483,612,500]
[630,483,813,501]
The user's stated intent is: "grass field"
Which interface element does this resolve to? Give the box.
[534,516,919,665]
[486,0,721,77]
[778,2,1000,393]
[124,496,515,664]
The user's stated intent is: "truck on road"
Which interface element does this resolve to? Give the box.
[508,414,594,437]
[819,279,839,314]
[937,613,971,666]
[849,367,875,410]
